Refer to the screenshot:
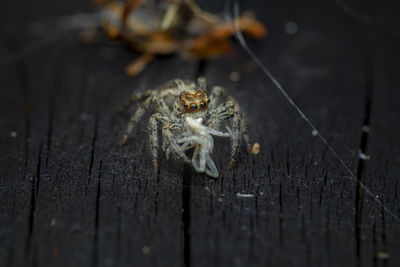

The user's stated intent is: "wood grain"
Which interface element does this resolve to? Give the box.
[0,0,399,266]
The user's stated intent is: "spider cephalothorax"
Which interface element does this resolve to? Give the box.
[120,78,255,177]
[179,90,210,113]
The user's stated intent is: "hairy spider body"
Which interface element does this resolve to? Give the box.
[121,78,252,177]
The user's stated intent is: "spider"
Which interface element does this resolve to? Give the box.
[95,0,266,76]
[120,78,254,177]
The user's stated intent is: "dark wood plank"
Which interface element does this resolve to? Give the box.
[190,0,366,265]
[1,0,400,267]
[362,22,400,266]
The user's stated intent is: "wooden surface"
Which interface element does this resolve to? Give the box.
[1,0,400,266]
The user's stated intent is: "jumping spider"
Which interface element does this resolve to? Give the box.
[120,78,254,177]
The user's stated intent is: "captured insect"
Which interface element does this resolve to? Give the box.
[96,0,266,76]
[120,78,257,177]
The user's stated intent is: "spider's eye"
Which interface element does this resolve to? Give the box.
[199,102,206,109]
[184,104,188,108]
[190,104,198,111]
[207,99,210,103]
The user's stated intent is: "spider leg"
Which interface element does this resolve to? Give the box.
[229,111,241,168]
[208,86,227,110]
[150,93,181,162]
[207,100,235,130]
[121,96,152,145]
[209,85,243,108]
[196,77,207,91]
[218,101,243,167]
[122,92,173,145]
[241,117,252,153]
[148,113,168,169]
[152,94,171,116]
[209,84,254,165]
[229,100,251,153]
[208,100,243,167]
[120,89,153,113]
[224,114,251,153]
[207,109,219,130]
[157,79,192,95]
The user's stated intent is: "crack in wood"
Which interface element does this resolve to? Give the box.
[91,160,102,267]
[16,59,32,181]
[180,59,208,267]
[89,113,99,178]
[372,217,378,266]
[25,143,42,266]
[45,79,55,167]
[279,182,283,248]
[154,168,160,218]
[380,205,388,267]
[35,144,43,198]
[116,205,122,265]
[354,29,374,263]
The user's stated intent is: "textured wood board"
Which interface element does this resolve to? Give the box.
[0,0,399,266]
